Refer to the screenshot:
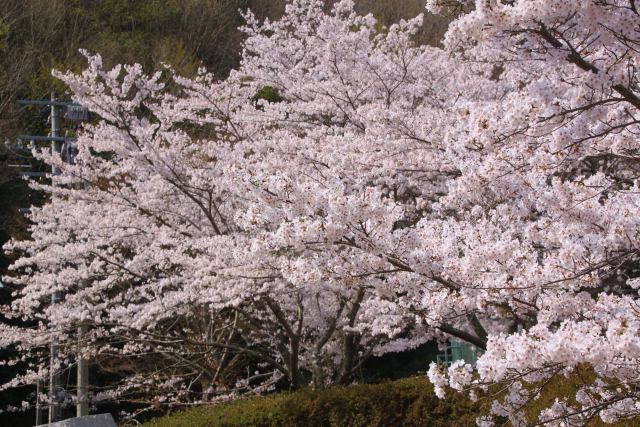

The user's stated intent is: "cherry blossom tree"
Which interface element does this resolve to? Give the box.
[1,0,450,411]
[422,0,640,425]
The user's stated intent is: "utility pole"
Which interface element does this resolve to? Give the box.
[17,94,90,424]
[77,322,89,416]
[35,379,43,425]
[48,92,63,424]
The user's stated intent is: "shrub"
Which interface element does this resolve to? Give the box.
[143,374,640,427]
[143,377,483,427]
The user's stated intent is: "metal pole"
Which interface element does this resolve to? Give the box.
[50,93,62,176]
[77,323,89,417]
[48,92,63,424]
[48,292,62,423]
[35,379,43,425]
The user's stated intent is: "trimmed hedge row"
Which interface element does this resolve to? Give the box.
[143,377,483,427]
[143,374,639,427]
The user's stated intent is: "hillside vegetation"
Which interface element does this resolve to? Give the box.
[0,0,447,138]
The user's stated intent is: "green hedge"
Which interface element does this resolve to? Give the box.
[143,374,640,427]
[143,377,483,427]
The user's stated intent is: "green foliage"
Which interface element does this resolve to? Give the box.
[254,86,285,104]
[143,377,483,427]
[143,373,640,427]
[517,366,616,427]
[353,0,451,47]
